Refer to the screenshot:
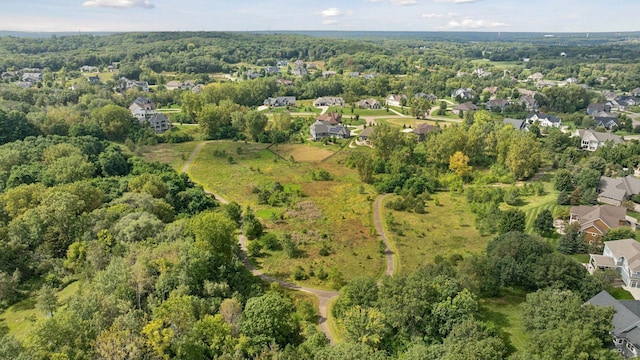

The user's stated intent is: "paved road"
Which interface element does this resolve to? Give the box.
[181,142,395,344]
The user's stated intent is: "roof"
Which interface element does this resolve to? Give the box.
[453,102,478,111]
[587,290,640,349]
[527,112,561,123]
[504,118,527,130]
[359,127,374,138]
[590,254,616,268]
[571,205,628,233]
[412,123,440,135]
[606,239,640,273]
[316,112,342,125]
[578,130,623,145]
[587,103,611,113]
[487,99,510,108]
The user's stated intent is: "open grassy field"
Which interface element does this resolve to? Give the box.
[328,106,394,117]
[383,192,492,275]
[479,288,528,354]
[142,141,201,171]
[0,281,81,339]
[470,59,525,71]
[184,141,384,288]
[383,118,456,128]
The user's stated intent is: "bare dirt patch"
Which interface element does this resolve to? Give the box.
[271,144,335,162]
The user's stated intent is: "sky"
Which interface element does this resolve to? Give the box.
[1,0,639,33]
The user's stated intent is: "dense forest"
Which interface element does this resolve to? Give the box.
[1,31,640,359]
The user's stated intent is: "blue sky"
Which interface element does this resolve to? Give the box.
[2,0,639,32]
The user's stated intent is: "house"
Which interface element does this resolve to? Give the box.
[264,66,279,75]
[129,96,156,122]
[363,73,379,80]
[526,113,561,128]
[503,118,528,131]
[358,127,374,142]
[570,205,636,244]
[191,84,204,93]
[412,123,440,141]
[307,63,317,70]
[590,239,640,289]
[598,175,640,206]
[603,91,619,101]
[310,120,350,141]
[518,96,539,112]
[119,77,149,92]
[182,81,197,90]
[587,103,612,116]
[559,77,579,86]
[87,76,100,85]
[347,72,360,78]
[322,71,337,78]
[1,71,17,80]
[277,60,289,67]
[314,97,345,107]
[483,86,499,96]
[80,65,98,73]
[292,66,308,77]
[415,93,438,101]
[610,96,640,111]
[451,88,475,100]
[577,130,623,151]
[277,79,293,87]
[385,94,407,107]
[22,73,42,84]
[632,88,640,97]
[246,70,263,80]
[536,80,557,89]
[316,112,342,125]
[263,96,296,108]
[593,112,620,130]
[294,60,304,67]
[527,72,544,81]
[357,99,381,109]
[165,81,183,90]
[486,99,511,112]
[453,102,478,114]
[472,68,491,78]
[586,290,640,357]
[146,113,171,134]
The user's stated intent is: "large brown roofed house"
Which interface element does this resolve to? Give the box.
[570,205,637,244]
[316,112,342,125]
[412,123,440,141]
[453,102,478,114]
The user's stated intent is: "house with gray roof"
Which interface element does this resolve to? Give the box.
[486,99,511,112]
[598,175,640,206]
[590,239,640,290]
[587,103,612,116]
[310,120,350,141]
[526,112,561,128]
[412,123,440,142]
[263,96,296,108]
[314,97,345,107]
[415,93,438,101]
[451,88,475,100]
[576,130,623,152]
[518,95,539,112]
[358,127,374,141]
[503,118,528,131]
[147,113,171,134]
[587,290,640,357]
[453,102,478,114]
[357,99,381,109]
[129,96,156,122]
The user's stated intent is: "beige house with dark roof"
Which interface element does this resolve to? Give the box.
[570,205,637,244]
[576,130,623,151]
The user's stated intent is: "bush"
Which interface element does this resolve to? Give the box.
[247,240,263,258]
[260,233,280,250]
[312,169,333,181]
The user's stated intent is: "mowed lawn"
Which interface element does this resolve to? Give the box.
[0,281,81,339]
[479,289,528,354]
[186,141,384,288]
[383,118,457,129]
[384,192,492,275]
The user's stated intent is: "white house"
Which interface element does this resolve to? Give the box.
[129,96,156,122]
[385,94,407,107]
[526,113,561,128]
[576,130,623,152]
[590,239,640,288]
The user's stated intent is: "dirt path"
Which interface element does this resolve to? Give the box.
[374,194,395,276]
[181,142,396,344]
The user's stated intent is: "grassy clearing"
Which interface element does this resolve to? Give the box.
[479,288,528,354]
[0,281,81,339]
[141,141,201,171]
[270,143,335,163]
[186,141,383,286]
[470,59,524,70]
[384,118,456,128]
[608,287,635,300]
[384,192,491,275]
[330,106,394,117]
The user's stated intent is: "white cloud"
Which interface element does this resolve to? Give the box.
[322,20,339,26]
[421,12,457,18]
[392,0,418,5]
[436,0,479,3]
[319,7,342,17]
[447,18,508,29]
[82,0,154,9]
